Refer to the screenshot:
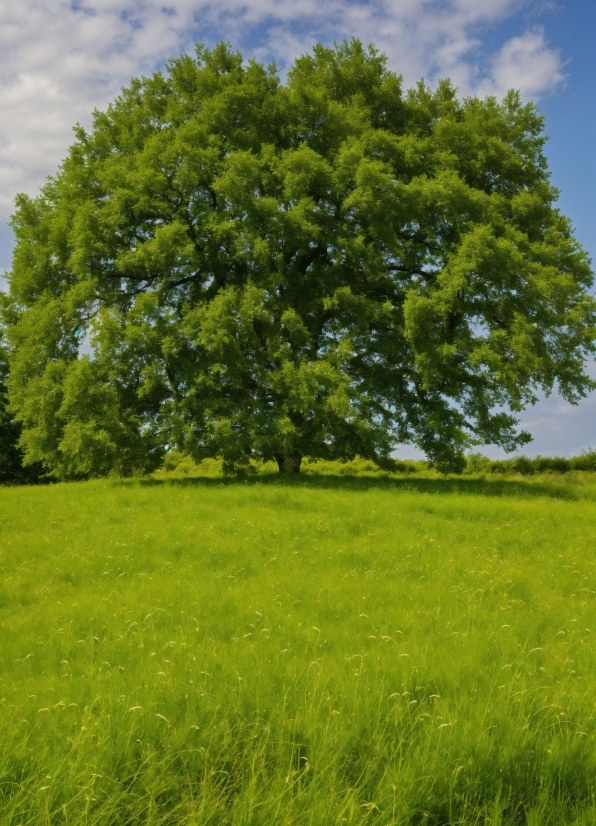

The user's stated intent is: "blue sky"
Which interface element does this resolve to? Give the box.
[0,0,594,457]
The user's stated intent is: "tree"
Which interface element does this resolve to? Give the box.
[4,40,595,477]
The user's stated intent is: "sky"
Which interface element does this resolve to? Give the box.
[0,0,594,458]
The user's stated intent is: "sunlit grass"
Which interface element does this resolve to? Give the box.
[2,471,596,823]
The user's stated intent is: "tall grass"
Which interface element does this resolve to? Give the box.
[2,473,596,824]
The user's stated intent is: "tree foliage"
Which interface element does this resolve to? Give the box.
[5,41,595,477]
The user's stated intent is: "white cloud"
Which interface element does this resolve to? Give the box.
[477,25,567,98]
[0,0,568,231]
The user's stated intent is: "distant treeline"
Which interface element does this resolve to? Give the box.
[299,452,596,476]
[463,452,596,475]
[317,453,596,477]
[158,449,596,479]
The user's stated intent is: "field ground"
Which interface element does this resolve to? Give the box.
[2,468,596,824]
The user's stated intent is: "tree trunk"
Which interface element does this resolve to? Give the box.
[275,454,302,474]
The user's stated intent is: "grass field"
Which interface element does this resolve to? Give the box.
[2,468,596,824]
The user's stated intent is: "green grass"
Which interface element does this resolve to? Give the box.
[2,471,596,824]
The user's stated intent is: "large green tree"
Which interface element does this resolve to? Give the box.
[5,41,595,477]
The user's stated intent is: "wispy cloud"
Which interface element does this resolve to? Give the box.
[0,0,568,225]
[478,25,567,98]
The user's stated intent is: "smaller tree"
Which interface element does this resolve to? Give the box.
[0,313,43,484]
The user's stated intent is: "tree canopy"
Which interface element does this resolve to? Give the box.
[4,40,595,477]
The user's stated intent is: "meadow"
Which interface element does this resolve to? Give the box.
[2,466,596,824]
